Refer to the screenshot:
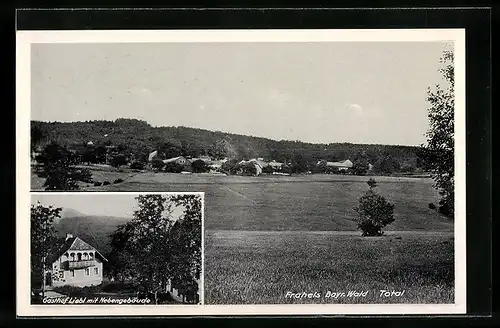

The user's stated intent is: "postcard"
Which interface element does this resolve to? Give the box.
[17,28,466,316]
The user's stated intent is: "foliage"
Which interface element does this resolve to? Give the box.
[367,178,377,189]
[191,160,210,173]
[422,50,455,218]
[109,153,128,168]
[31,119,425,174]
[351,159,370,176]
[31,202,61,297]
[151,158,165,171]
[108,194,201,303]
[164,162,184,173]
[353,182,395,236]
[221,159,239,175]
[240,163,257,176]
[114,178,124,184]
[36,142,93,190]
[262,165,275,174]
[373,154,401,175]
[129,161,145,170]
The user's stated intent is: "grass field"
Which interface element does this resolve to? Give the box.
[32,166,455,304]
[205,230,454,304]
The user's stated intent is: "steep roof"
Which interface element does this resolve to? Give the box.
[50,236,108,264]
[163,156,186,164]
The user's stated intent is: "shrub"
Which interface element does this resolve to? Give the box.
[191,160,209,173]
[367,178,377,189]
[151,158,165,171]
[262,165,274,174]
[428,202,437,210]
[164,162,184,173]
[103,181,110,185]
[94,181,102,186]
[129,161,145,170]
[353,183,395,236]
[114,178,124,184]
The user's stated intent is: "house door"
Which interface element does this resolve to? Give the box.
[45,272,52,286]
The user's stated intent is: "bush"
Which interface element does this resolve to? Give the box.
[262,165,274,174]
[428,202,437,210]
[191,159,209,173]
[367,178,377,189]
[151,158,165,171]
[94,181,102,186]
[353,182,395,236]
[164,162,184,173]
[114,178,124,184]
[129,161,145,170]
[103,181,110,185]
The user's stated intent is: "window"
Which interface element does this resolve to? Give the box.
[85,268,90,276]
[94,267,99,275]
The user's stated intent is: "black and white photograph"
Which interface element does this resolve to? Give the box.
[17,29,466,316]
[29,192,203,306]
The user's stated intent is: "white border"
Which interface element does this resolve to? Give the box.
[16,29,466,316]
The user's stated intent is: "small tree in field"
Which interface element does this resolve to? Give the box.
[354,179,395,236]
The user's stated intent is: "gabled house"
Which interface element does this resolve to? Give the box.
[317,159,354,172]
[268,160,284,170]
[46,234,107,288]
[162,156,189,166]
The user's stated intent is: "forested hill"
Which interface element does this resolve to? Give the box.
[31,118,425,170]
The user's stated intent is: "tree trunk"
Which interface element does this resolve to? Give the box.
[41,256,46,298]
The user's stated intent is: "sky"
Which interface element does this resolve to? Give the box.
[30,193,187,218]
[31,42,450,146]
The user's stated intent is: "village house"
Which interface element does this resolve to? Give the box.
[46,234,107,288]
[268,160,284,170]
[317,159,354,172]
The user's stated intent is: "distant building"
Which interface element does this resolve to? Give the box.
[268,160,284,170]
[163,156,188,165]
[148,150,158,162]
[46,234,107,288]
[317,159,354,172]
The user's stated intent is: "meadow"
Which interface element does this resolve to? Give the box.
[204,230,454,304]
[31,166,455,304]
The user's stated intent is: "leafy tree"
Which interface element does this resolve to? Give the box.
[94,145,107,164]
[81,147,97,165]
[36,142,92,190]
[109,153,127,168]
[315,160,328,174]
[221,159,239,175]
[108,194,201,304]
[151,158,165,171]
[374,155,400,175]
[354,179,395,236]
[240,162,257,176]
[30,122,45,152]
[290,153,309,173]
[31,202,61,299]
[351,159,370,176]
[191,160,209,173]
[422,50,455,218]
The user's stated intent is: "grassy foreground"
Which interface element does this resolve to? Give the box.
[204,230,454,304]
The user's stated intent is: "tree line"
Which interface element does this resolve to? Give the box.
[31,118,427,175]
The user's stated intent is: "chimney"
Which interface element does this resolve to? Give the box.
[65,233,73,241]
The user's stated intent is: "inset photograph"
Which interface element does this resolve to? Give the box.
[29,192,203,305]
